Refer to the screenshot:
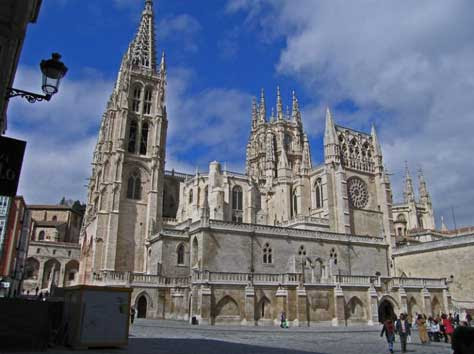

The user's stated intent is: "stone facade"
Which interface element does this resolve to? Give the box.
[79,0,466,325]
[22,204,83,294]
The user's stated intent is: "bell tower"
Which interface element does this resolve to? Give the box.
[79,0,167,283]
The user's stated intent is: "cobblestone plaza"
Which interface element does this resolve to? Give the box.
[34,319,452,354]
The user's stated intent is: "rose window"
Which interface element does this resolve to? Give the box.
[347,177,369,209]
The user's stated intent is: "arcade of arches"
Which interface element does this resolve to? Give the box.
[127,283,451,326]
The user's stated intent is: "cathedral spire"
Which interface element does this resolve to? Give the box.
[276,86,283,121]
[324,107,337,145]
[259,88,266,123]
[251,97,258,130]
[160,51,166,75]
[403,161,415,203]
[418,166,431,205]
[291,91,301,124]
[371,124,382,157]
[129,0,157,71]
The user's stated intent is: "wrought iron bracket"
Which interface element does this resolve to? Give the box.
[6,87,51,103]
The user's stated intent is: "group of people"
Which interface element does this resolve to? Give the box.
[381,312,473,353]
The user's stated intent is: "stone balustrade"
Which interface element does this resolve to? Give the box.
[281,215,330,227]
[206,220,385,246]
[334,274,374,286]
[93,270,189,287]
[386,277,446,289]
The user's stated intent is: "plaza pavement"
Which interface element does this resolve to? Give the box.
[24,319,453,354]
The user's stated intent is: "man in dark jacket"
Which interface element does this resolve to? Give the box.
[452,326,474,354]
[395,313,411,353]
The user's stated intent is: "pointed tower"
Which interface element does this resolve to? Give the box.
[403,162,415,203]
[324,107,339,165]
[276,86,283,121]
[251,97,257,130]
[80,0,167,283]
[259,88,266,124]
[418,167,435,229]
[371,124,383,171]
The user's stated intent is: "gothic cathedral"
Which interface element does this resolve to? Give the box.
[79,1,452,326]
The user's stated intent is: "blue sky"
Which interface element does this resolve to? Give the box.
[7,0,474,229]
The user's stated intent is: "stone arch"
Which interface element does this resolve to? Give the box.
[378,295,399,323]
[408,297,421,319]
[135,291,153,319]
[42,258,61,289]
[256,296,272,320]
[63,260,79,286]
[176,242,185,265]
[431,296,442,317]
[345,296,366,321]
[214,295,240,319]
[25,257,40,280]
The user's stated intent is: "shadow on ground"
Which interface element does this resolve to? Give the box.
[126,338,323,354]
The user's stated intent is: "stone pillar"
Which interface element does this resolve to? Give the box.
[59,262,66,287]
[275,286,288,326]
[199,285,212,325]
[243,285,255,325]
[367,285,379,325]
[442,288,450,314]
[37,260,45,290]
[171,288,185,320]
[296,286,308,327]
[421,288,431,316]
[399,287,408,314]
[157,288,166,319]
[332,284,345,326]
[189,285,199,323]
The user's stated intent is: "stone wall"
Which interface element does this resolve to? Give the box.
[393,234,474,303]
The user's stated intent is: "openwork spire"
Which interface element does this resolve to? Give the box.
[403,161,415,203]
[130,0,157,71]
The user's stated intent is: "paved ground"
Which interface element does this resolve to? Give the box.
[18,319,453,354]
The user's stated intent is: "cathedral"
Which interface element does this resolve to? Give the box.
[78,1,470,325]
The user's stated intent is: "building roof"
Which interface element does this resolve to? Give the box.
[28,204,82,215]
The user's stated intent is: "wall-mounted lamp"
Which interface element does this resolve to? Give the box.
[6,53,68,103]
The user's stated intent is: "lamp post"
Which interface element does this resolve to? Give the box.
[6,53,68,103]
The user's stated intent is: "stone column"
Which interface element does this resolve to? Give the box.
[421,288,431,316]
[59,261,66,287]
[171,288,185,320]
[275,286,288,326]
[189,285,199,323]
[199,285,212,325]
[367,285,379,325]
[296,286,308,327]
[37,260,45,290]
[243,285,255,325]
[332,284,345,326]
[399,287,408,314]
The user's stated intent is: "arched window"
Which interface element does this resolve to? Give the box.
[330,248,338,265]
[298,245,306,256]
[132,85,142,113]
[38,231,45,241]
[128,119,138,153]
[188,189,193,204]
[177,244,185,265]
[263,243,272,264]
[140,121,149,155]
[315,178,323,209]
[143,88,152,115]
[232,186,243,210]
[291,189,298,218]
[232,185,243,223]
[283,133,292,151]
[127,170,141,200]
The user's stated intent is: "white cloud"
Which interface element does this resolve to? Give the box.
[157,14,201,53]
[166,67,252,169]
[7,65,114,204]
[229,0,474,228]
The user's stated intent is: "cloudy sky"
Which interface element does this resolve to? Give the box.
[7,0,474,228]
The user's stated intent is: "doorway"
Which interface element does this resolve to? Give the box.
[137,295,147,318]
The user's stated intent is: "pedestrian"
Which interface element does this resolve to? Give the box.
[130,306,136,325]
[280,312,287,328]
[416,314,429,344]
[452,326,474,354]
[442,313,454,343]
[465,313,472,327]
[395,313,411,353]
[380,319,396,354]
[427,317,435,342]
[35,286,39,296]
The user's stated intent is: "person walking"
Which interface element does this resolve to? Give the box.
[442,313,454,343]
[466,313,472,327]
[380,319,396,354]
[396,313,411,353]
[416,314,429,344]
[130,306,136,325]
[280,312,288,328]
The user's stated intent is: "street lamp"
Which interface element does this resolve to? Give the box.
[6,53,68,103]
